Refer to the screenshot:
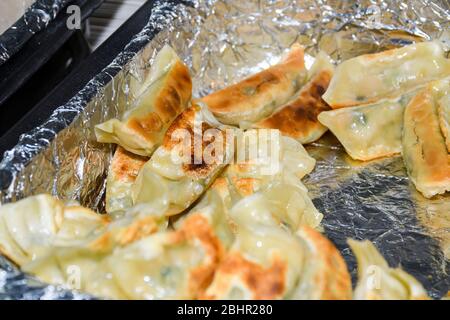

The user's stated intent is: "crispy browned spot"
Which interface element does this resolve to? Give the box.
[163,106,198,148]
[231,177,257,197]
[88,216,161,252]
[164,105,227,179]
[169,214,225,298]
[201,45,304,114]
[181,121,217,178]
[128,61,192,141]
[205,253,287,300]
[155,61,192,123]
[406,88,450,183]
[256,69,332,142]
[116,216,160,246]
[298,226,352,300]
[88,232,113,252]
[111,146,148,182]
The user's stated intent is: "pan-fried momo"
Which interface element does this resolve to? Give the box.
[95,45,192,156]
[200,44,307,125]
[318,92,416,161]
[177,128,321,233]
[105,147,148,217]
[323,41,450,108]
[438,93,450,152]
[230,130,320,227]
[288,226,352,300]
[0,194,108,266]
[204,216,305,299]
[23,206,227,299]
[131,104,234,216]
[204,191,348,300]
[254,52,334,144]
[348,239,429,300]
[402,80,450,198]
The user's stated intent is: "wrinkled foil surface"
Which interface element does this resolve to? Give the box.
[0,0,449,299]
[0,0,73,66]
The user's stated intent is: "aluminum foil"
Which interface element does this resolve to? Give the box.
[0,0,449,299]
[0,0,73,66]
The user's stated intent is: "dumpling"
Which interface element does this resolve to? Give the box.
[323,41,450,108]
[0,194,108,266]
[229,129,320,227]
[203,218,305,299]
[176,128,321,233]
[318,92,416,161]
[188,129,332,300]
[205,185,326,300]
[131,104,235,216]
[254,52,334,144]
[288,226,352,300]
[438,93,450,152]
[23,205,228,300]
[105,147,148,217]
[402,80,450,198]
[95,45,192,156]
[348,239,429,300]
[229,129,317,190]
[200,44,307,125]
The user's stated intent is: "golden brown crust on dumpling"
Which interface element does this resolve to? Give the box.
[202,253,287,300]
[254,69,332,144]
[163,105,227,179]
[296,226,352,300]
[169,214,225,298]
[110,147,148,183]
[402,85,450,198]
[163,105,199,149]
[127,61,192,141]
[231,177,258,197]
[88,215,161,251]
[115,216,161,246]
[200,44,306,124]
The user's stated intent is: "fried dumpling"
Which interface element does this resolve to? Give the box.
[348,239,429,300]
[203,204,306,300]
[229,129,320,227]
[177,128,321,233]
[254,52,334,144]
[402,80,450,198]
[200,44,307,125]
[105,147,148,217]
[288,226,352,300]
[95,45,192,156]
[204,189,343,300]
[323,41,450,108]
[0,194,108,266]
[23,206,227,300]
[318,92,416,161]
[131,104,234,216]
[438,93,450,152]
